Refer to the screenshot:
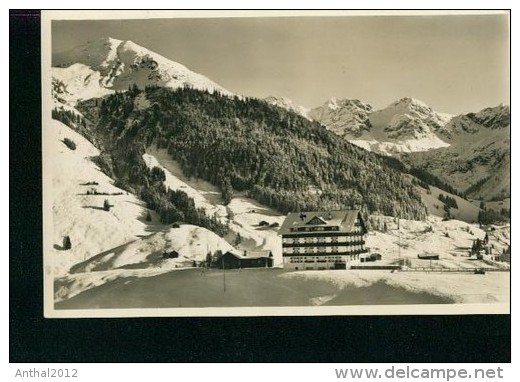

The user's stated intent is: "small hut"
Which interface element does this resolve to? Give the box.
[215,250,274,269]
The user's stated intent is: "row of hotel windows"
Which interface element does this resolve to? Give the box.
[289,225,364,233]
[284,245,364,254]
[290,226,339,232]
[283,236,364,244]
[288,256,343,263]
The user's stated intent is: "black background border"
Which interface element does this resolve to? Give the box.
[9,10,511,363]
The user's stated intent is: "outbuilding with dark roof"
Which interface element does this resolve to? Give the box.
[214,250,274,269]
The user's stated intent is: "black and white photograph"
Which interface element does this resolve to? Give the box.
[42,10,510,317]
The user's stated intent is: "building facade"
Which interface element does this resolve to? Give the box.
[279,210,367,270]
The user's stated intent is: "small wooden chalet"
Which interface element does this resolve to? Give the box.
[215,250,274,269]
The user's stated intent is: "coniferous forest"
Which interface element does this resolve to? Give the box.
[77,86,429,228]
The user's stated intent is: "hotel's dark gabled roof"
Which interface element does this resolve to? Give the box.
[306,216,327,225]
[279,210,366,235]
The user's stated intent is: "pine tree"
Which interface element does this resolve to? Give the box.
[62,235,72,250]
[475,238,482,253]
[234,233,242,246]
[150,166,166,183]
[63,138,76,150]
[103,199,111,211]
[220,178,234,205]
[443,204,451,220]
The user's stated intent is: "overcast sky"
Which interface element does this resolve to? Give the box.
[52,13,509,114]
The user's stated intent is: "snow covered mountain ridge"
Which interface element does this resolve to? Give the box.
[470,104,510,129]
[405,104,510,201]
[264,96,311,120]
[307,96,453,154]
[308,98,373,137]
[369,97,453,136]
[259,94,508,159]
[52,37,232,106]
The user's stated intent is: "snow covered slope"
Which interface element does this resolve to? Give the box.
[47,119,238,279]
[52,64,114,107]
[264,96,311,120]
[52,37,231,106]
[419,183,481,223]
[69,224,234,274]
[349,136,449,155]
[46,119,154,276]
[47,116,247,303]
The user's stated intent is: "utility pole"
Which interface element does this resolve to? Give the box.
[397,217,401,266]
[223,256,226,293]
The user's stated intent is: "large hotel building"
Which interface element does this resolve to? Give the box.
[279,210,368,270]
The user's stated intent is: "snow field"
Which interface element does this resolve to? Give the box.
[283,270,509,304]
[47,120,152,276]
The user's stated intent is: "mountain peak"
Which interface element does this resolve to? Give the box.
[369,97,452,142]
[100,36,123,44]
[326,97,339,110]
[52,37,232,105]
[82,36,122,47]
[320,97,373,112]
[117,39,147,54]
[309,97,373,137]
[264,96,311,120]
[442,104,511,138]
[391,97,431,110]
